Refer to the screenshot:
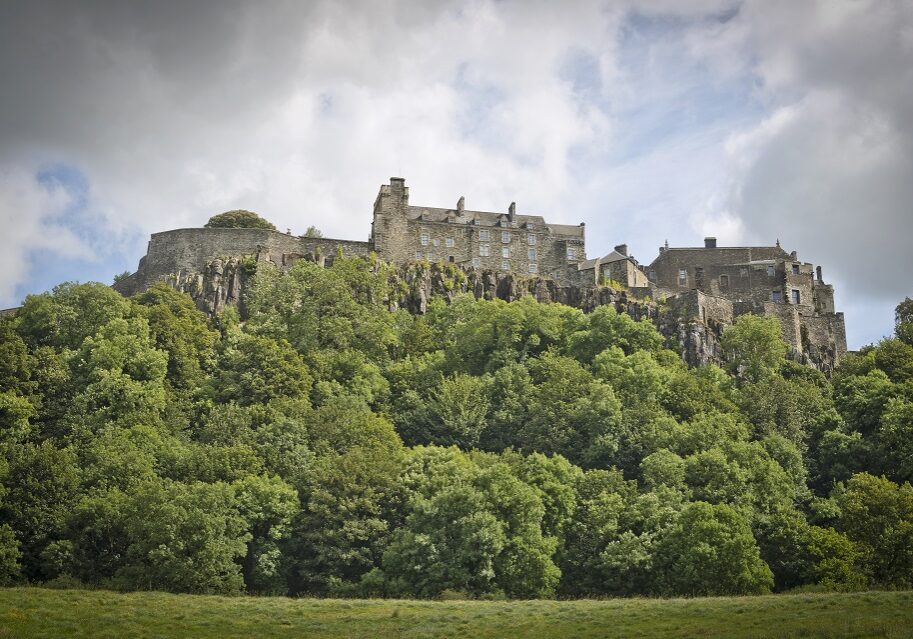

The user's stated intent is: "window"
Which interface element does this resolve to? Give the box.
[528,235,537,246]
[479,229,490,242]
[472,257,481,267]
[501,231,511,243]
[720,274,730,289]
[649,270,656,281]
[528,248,536,261]
[772,290,782,302]
[501,260,510,271]
[420,232,430,246]
[527,223,534,230]
[792,289,801,304]
[502,247,510,258]
[740,267,748,278]
[415,251,423,260]
[432,238,439,247]
[678,269,687,286]
[528,263,538,274]
[767,265,775,277]
[479,244,490,257]
[567,246,577,260]
[426,252,434,261]
[445,238,454,248]
[792,264,800,275]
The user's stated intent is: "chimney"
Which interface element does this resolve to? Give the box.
[457,196,465,213]
[390,177,405,190]
[704,237,717,248]
[614,244,628,256]
[508,202,516,218]
[816,265,822,282]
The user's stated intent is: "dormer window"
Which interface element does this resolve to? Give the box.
[792,264,800,275]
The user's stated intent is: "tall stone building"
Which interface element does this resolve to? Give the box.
[646,237,846,370]
[371,177,587,281]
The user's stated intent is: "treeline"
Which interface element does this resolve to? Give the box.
[1,256,912,598]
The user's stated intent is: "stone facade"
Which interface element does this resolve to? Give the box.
[109,177,847,372]
[371,177,586,282]
[646,238,846,372]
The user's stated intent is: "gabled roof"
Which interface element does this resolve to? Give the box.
[407,205,584,238]
[577,250,634,271]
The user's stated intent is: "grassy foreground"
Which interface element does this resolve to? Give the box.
[1,588,912,639]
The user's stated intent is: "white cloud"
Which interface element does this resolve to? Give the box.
[0,166,93,305]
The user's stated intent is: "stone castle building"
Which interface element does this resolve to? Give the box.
[113,177,847,371]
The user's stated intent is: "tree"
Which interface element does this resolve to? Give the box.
[304,226,323,238]
[412,374,490,448]
[211,333,312,406]
[896,297,913,347]
[113,479,250,594]
[204,210,276,230]
[836,473,913,588]
[653,501,773,596]
[721,315,788,383]
[0,524,21,585]
[0,441,80,581]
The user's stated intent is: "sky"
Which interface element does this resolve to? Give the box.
[0,0,910,349]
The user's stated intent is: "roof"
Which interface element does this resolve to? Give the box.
[577,250,633,271]
[407,205,584,238]
[648,245,790,267]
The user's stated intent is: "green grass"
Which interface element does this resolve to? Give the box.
[1,588,912,638]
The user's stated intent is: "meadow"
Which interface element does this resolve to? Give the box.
[1,587,912,638]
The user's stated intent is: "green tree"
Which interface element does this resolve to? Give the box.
[896,297,913,347]
[0,441,80,581]
[204,210,276,230]
[212,333,312,406]
[653,501,773,596]
[0,524,21,585]
[16,282,132,351]
[721,315,788,383]
[836,473,913,588]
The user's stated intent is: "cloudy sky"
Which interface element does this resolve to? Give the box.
[1,0,910,348]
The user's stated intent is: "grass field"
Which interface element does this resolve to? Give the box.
[1,587,912,638]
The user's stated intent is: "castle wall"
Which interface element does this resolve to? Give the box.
[121,227,371,295]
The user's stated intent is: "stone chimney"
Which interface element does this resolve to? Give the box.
[614,244,628,256]
[457,196,465,213]
[704,237,717,248]
[816,265,823,282]
[508,202,516,219]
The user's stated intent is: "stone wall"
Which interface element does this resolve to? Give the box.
[114,227,371,297]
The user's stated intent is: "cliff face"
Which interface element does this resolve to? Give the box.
[129,250,728,371]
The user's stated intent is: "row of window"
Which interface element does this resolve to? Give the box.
[478,245,537,260]
[674,263,798,286]
[421,231,539,246]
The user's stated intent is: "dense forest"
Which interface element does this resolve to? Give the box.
[1,255,912,599]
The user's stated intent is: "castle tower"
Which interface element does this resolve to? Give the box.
[371,177,410,262]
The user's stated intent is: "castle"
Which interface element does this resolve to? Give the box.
[114,177,847,371]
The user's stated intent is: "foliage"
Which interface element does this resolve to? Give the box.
[2,265,912,598]
[204,210,276,230]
